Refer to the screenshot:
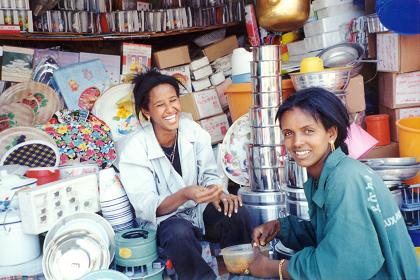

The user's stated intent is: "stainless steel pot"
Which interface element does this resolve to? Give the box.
[374,165,420,181]
[285,158,308,188]
[250,107,280,126]
[251,45,281,61]
[252,76,281,93]
[391,189,402,208]
[239,186,286,205]
[247,144,286,169]
[361,157,417,167]
[252,92,282,107]
[286,199,309,220]
[251,61,281,77]
[282,185,307,201]
[251,125,283,145]
[249,166,285,192]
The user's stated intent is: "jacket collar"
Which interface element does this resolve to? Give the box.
[305,148,347,208]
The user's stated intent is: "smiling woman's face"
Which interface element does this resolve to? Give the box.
[141,83,181,133]
[280,107,337,178]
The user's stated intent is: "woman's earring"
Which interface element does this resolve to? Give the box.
[329,140,335,151]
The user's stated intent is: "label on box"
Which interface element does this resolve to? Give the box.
[399,107,420,119]
[161,65,192,94]
[377,33,399,72]
[194,89,223,119]
[395,72,420,105]
[200,114,229,143]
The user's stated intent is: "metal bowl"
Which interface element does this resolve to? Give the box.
[360,157,418,167]
[374,165,420,181]
[251,61,281,77]
[250,107,279,126]
[252,76,282,93]
[247,144,286,169]
[317,43,365,77]
[289,67,352,94]
[252,92,282,107]
[252,45,281,61]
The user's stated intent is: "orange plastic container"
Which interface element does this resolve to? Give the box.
[365,114,390,146]
[225,79,295,122]
[397,117,420,185]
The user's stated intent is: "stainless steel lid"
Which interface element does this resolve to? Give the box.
[238,187,286,205]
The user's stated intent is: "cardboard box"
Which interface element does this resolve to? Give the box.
[377,33,420,73]
[360,142,399,159]
[199,113,229,144]
[202,36,239,62]
[153,45,191,69]
[378,71,420,109]
[379,105,420,142]
[180,88,223,120]
[345,74,366,113]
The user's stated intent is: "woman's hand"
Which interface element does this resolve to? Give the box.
[183,185,223,204]
[212,192,243,217]
[248,247,280,278]
[252,220,280,246]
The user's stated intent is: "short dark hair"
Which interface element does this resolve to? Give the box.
[132,68,181,116]
[276,87,350,154]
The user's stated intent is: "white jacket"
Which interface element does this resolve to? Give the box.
[116,117,223,229]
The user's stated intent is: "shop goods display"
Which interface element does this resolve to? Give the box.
[0,102,35,132]
[220,244,269,274]
[366,14,389,33]
[17,173,100,234]
[284,158,307,189]
[0,170,36,212]
[42,212,115,280]
[92,83,140,141]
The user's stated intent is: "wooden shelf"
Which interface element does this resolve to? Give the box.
[0,22,241,42]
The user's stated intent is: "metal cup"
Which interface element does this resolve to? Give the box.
[250,106,279,127]
[249,166,285,192]
[252,92,282,107]
[285,158,308,188]
[247,144,286,168]
[251,125,283,145]
[252,45,281,61]
[250,60,281,77]
[252,76,282,93]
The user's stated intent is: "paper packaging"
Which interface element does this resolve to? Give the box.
[379,105,420,142]
[202,36,239,62]
[180,89,223,120]
[153,45,191,69]
[192,65,213,80]
[190,56,210,71]
[160,64,192,94]
[345,74,366,113]
[378,71,420,109]
[192,77,211,92]
[360,142,399,159]
[377,33,420,73]
[199,113,230,144]
[215,77,232,109]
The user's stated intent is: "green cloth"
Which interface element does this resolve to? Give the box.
[278,148,420,280]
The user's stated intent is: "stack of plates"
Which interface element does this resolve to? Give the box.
[101,194,137,232]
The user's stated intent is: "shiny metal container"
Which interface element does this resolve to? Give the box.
[251,45,281,61]
[250,107,280,127]
[251,125,283,145]
[247,144,286,169]
[249,166,285,192]
[282,185,307,201]
[285,158,308,188]
[252,92,282,107]
[252,76,282,93]
[251,61,281,77]
[286,199,309,220]
[238,187,286,229]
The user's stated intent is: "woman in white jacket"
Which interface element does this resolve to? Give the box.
[117,70,252,280]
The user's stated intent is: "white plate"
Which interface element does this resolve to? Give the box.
[220,113,251,186]
[92,83,140,141]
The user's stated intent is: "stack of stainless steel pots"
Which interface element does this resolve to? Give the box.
[239,45,287,228]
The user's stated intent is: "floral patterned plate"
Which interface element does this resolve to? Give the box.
[92,83,140,141]
[220,113,251,186]
[0,81,60,125]
[0,103,35,132]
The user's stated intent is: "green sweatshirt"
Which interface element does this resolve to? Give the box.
[278,148,420,280]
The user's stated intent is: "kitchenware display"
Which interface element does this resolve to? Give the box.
[282,185,307,201]
[0,102,35,132]
[251,45,280,61]
[18,174,100,234]
[249,166,285,192]
[0,170,37,212]
[247,144,286,168]
[220,113,251,186]
[285,158,307,188]
[0,209,41,267]
[289,66,352,94]
[374,166,420,181]
[250,60,281,77]
[286,199,309,220]
[92,83,140,141]
[220,244,269,274]
[251,76,282,93]
[0,140,60,168]
[250,107,279,127]
[80,269,131,280]
[368,164,420,171]
[256,0,310,31]
[0,81,60,124]
[252,92,282,107]
[251,125,283,145]
[317,43,365,77]
[360,157,418,167]
[43,230,110,280]
[366,14,389,33]
[391,188,403,208]
[0,126,56,159]
[300,57,324,73]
